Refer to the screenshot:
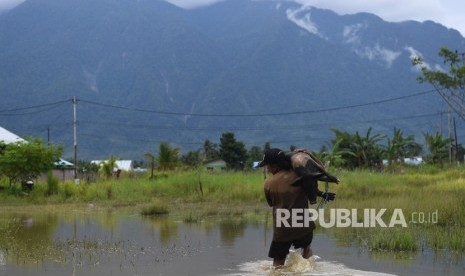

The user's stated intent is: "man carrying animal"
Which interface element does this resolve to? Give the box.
[258,148,338,267]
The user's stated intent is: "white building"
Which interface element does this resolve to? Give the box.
[0,126,25,144]
[91,160,135,171]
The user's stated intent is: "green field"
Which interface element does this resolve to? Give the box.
[1,166,464,254]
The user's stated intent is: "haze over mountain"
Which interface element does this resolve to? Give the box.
[0,0,463,160]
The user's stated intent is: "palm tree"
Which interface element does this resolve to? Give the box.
[330,128,384,169]
[351,128,385,168]
[330,128,358,169]
[203,139,219,162]
[424,132,451,165]
[321,138,355,168]
[385,128,422,166]
[158,142,180,171]
[98,156,118,180]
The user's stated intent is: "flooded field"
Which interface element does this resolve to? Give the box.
[0,209,463,276]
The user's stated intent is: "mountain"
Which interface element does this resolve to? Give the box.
[0,0,463,160]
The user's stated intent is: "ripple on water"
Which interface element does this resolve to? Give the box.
[229,251,398,276]
[0,251,5,267]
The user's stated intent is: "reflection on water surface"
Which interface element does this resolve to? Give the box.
[0,211,463,275]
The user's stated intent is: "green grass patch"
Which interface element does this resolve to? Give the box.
[369,228,418,251]
[141,200,169,216]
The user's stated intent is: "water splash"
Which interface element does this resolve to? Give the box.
[0,251,5,267]
[229,251,397,276]
[231,252,317,275]
[276,252,318,274]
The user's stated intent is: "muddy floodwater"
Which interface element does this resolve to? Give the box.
[0,210,464,276]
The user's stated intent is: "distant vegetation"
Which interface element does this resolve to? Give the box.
[0,138,63,188]
[0,124,462,193]
[71,127,461,175]
[413,47,465,120]
[175,127,460,171]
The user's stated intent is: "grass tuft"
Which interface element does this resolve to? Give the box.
[141,201,169,216]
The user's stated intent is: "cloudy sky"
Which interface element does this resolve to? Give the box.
[1,0,464,36]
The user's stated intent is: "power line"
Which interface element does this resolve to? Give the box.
[78,89,436,117]
[0,90,449,154]
[0,89,437,117]
[0,99,70,114]
[0,102,68,116]
[77,111,442,132]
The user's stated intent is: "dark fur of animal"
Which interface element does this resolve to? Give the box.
[286,149,339,204]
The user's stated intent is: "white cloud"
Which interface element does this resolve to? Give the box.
[375,46,401,67]
[354,44,401,68]
[405,46,432,71]
[166,0,465,36]
[343,23,401,68]
[1,0,464,36]
[286,5,320,36]
[343,23,367,44]
[292,0,465,36]
[406,46,445,73]
[0,0,25,11]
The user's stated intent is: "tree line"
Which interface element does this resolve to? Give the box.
[147,132,266,172]
[0,127,461,188]
[140,127,463,172]
[322,128,462,169]
[0,138,62,187]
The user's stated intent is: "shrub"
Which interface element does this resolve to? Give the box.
[62,182,78,199]
[46,171,59,196]
[141,201,169,216]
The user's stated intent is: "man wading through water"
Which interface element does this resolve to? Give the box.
[258,148,335,267]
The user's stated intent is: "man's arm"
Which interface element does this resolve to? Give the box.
[291,176,336,203]
[264,185,273,207]
[292,175,319,204]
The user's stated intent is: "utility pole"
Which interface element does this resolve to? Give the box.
[73,97,78,182]
[448,109,452,163]
[454,117,459,164]
[47,127,50,146]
